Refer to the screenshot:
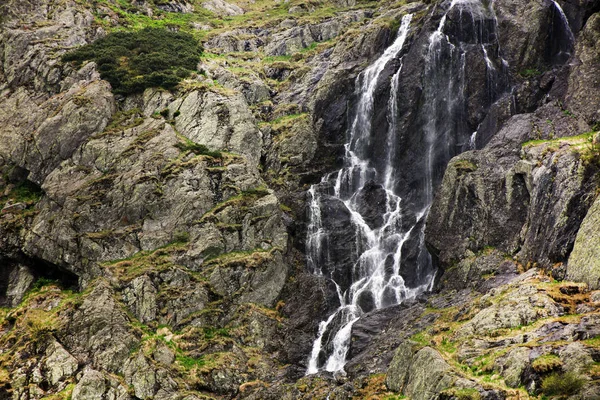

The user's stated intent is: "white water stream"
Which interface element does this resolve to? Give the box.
[306,0,510,374]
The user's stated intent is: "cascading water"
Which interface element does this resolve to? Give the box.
[550,0,575,62]
[306,0,508,375]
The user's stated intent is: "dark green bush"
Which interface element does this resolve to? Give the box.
[541,372,585,396]
[63,28,202,95]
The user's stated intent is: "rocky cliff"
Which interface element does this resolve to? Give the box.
[1,0,600,399]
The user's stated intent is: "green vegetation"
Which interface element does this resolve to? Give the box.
[172,230,190,243]
[1,179,44,207]
[198,186,270,223]
[104,241,190,281]
[176,354,206,369]
[522,131,596,150]
[531,354,562,373]
[40,383,75,400]
[96,108,145,138]
[203,247,278,268]
[175,140,222,158]
[541,372,584,396]
[453,159,477,172]
[31,277,60,291]
[63,28,202,95]
[409,331,431,347]
[519,68,542,79]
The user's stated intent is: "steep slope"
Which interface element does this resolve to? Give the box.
[0,0,599,399]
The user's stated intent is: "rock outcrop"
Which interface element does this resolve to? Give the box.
[1,0,600,399]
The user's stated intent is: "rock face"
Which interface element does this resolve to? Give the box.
[426,104,597,270]
[568,196,600,288]
[1,0,600,399]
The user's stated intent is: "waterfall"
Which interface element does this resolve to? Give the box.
[306,0,507,375]
[550,0,575,62]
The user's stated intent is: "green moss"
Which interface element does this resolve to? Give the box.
[103,241,189,281]
[40,383,76,400]
[0,179,44,211]
[519,68,541,78]
[198,187,270,222]
[439,337,457,354]
[176,354,206,369]
[31,278,60,291]
[175,140,222,158]
[409,331,431,347]
[172,231,190,243]
[453,159,477,172]
[532,354,562,373]
[521,131,595,149]
[63,28,202,95]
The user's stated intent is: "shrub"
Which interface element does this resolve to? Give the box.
[541,372,585,396]
[63,28,202,95]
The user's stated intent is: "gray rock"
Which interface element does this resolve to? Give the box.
[124,353,158,399]
[157,1,194,13]
[566,12,600,123]
[559,342,594,374]
[153,342,175,366]
[568,196,600,288]
[209,250,287,307]
[6,264,35,306]
[458,283,563,336]
[202,0,244,16]
[123,275,158,323]
[43,340,79,385]
[386,340,422,392]
[72,369,107,400]
[62,282,138,374]
[404,347,457,400]
[173,89,262,164]
[494,347,530,388]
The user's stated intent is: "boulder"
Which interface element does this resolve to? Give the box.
[568,196,600,288]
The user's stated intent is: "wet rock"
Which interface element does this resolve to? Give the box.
[427,105,596,271]
[353,180,387,230]
[309,193,357,294]
[280,273,339,372]
[495,0,559,70]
